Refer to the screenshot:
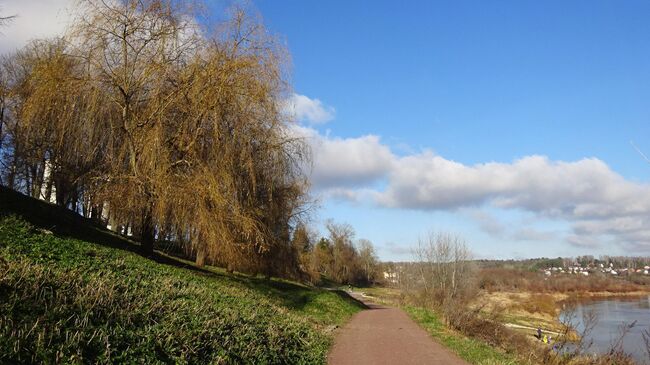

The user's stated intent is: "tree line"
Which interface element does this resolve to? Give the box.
[292,220,380,286]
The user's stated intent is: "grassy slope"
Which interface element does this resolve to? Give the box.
[405,307,522,365]
[0,188,363,364]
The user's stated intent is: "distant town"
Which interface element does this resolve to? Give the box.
[540,261,650,277]
[380,256,650,286]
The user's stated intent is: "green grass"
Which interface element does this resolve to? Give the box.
[0,189,363,364]
[405,306,522,365]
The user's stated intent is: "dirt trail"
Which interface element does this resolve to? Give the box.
[328,293,470,365]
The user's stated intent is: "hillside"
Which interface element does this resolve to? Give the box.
[0,187,363,364]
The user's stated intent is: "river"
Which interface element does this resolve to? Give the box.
[561,296,650,364]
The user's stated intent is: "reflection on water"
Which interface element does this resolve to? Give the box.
[560,296,650,364]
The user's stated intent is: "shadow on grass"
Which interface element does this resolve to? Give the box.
[0,186,368,313]
[0,186,217,274]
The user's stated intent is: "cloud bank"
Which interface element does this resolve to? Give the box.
[295,124,650,251]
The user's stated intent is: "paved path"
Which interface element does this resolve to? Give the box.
[328,293,470,365]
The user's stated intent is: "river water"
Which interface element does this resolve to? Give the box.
[561,296,650,364]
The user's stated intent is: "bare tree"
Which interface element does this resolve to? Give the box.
[407,232,476,309]
[553,304,598,361]
[357,239,378,284]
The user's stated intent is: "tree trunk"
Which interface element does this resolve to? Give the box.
[69,185,79,212]
[140,206,155,255]
[55,175,67,207]
[90,204,102,223]
[82,196,90,218]
[43,168,53,202]
[31,162,43,198]
[6,158,16,189]
[36,158,47,198]
[195,245,206,267]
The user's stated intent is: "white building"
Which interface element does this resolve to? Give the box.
[383,271,398,284]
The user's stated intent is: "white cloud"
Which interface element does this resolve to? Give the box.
[511,227,556,242]
[373,153,650,249]
[376,154,646,212]
[466,209,556,242]
[566,234,603,248]
[382,241,412,256]
[291,125,394,189]
[320,188,362,202]
[311,134,393,188]
[297,125,650,251]
[0,0,76,54]
[283,93,335,124]
[467,210,506,237]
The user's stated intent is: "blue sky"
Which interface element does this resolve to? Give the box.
[4,0,650,261]
[253,0,650,260]
[257,0,650,170]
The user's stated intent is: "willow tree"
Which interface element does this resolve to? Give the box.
[65,0,311,274]
[155,9,310,273]
[0,0,310,276]
[5,40,109,208]
[0,41,67,196]
[69,0,203,254]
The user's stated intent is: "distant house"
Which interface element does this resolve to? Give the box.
[383,271,398,284]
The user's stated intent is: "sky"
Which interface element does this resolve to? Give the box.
[3,1,650,261]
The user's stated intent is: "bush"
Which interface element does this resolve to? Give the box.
[442,304,545,362]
